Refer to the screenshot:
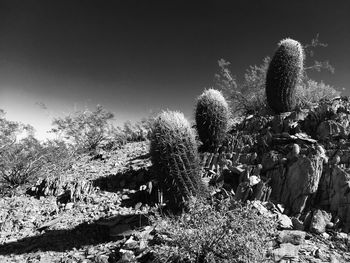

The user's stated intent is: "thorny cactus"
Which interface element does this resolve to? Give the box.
[266,38,304,113]
[195,88,229,152]
[150,110,207,210]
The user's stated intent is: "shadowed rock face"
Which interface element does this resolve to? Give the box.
[316,165,350,232]
[282,154,324,215]
[262,151,324,216]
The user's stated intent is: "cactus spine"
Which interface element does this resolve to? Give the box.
[195,88,229,152]
[150,110,206,209]
[266,38,304,113]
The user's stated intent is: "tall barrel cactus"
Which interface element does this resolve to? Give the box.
[266,38,304,113]
[195,88,229,152]
[150,110,207,209]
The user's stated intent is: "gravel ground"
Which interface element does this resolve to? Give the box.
[0,141,152,263]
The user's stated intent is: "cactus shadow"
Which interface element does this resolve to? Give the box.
[92,167,159,208]
[92,167,150,193]
[0,214,149,256]
[128,153,151,162]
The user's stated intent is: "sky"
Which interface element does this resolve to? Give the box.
[0,0,349,140]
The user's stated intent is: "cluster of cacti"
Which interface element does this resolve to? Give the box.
[195,88,229,152]
[149,38,306,210]
[266,38,304,113]
[150,110,207,210]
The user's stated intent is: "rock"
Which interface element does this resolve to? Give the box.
[276,204,285,213]
[121,195,130,200]
[291,217,304,231]
[321,232,330,239]
[315,248,328,261]
[326,222,334,229]
[330,254,341,263]
[117,249,135,262]
[251,201,273,217]
[317,166,350,232]
[278,230,306,245]
[281,154,323,215]
[335,232,348,240]
[65,202,74,210]
[277,214,293,229]
[317,120,347,141]
[310,209,332,234]
[290,143,300,157]
[249,175,260,186]
[124,236,138,250]
[272,243,299,262]
[94,255,109,263]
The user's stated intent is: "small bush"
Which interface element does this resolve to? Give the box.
[39,139,75,179]
[151,197,277,263]
[0,136,45,187]
[51,105,114,153]
[0,111,46,190]
[296,79,340,108]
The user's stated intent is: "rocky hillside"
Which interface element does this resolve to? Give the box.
[2,98,350,262]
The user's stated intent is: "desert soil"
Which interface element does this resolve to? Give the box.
[1,141,350,262]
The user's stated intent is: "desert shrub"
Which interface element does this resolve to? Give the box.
[0,109,33,147]
[0,111,45,189]
[51,105,114,153]
[101,116,154,150]
[151,197,277,263]
[101,126,128,151]
[0,135,45,187]
[38,139,75,179]
[150,111,207,210]
[296,79,340,108]
[123,121,148,142]
[195,88,229,152]
[216,35,340,115]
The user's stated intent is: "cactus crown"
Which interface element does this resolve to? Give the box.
[266,38,304,113]
[197,88,229,109]
[278,38,304,62]
[152,110,194,138]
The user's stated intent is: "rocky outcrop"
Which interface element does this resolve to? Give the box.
[200,97,350,233]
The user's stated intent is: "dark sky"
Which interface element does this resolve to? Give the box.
[0,0,349,139]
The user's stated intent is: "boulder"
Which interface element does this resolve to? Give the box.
[277,214,293,229]
[281,154,324,215]
[278,230,306,245]
[309,209,332,234]
[272,243,299,262]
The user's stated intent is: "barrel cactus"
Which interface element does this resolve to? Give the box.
[266,38,304,113]
[150,110,207,210]
[195,88,229,152]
